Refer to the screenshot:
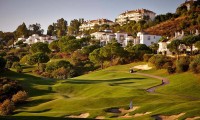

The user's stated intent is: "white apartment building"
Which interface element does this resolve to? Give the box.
[134,32,161,46]
[116,9,156,25]
[79,19,115,31]
[17,34,57,45]
[90,30,133,47]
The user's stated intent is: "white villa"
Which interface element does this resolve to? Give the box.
[115,9,156,25]
[16,34,57,45]
[134,32,161,46]
[79,19,115,31]
[90,30,133,47]
[158,30,199,55]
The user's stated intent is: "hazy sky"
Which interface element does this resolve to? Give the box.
[0,0,185,33]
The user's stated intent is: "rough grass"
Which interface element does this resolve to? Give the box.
[0,62,200,119]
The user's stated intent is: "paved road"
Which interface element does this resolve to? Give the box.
[133,73,169,93]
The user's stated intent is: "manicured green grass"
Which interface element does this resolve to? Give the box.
[1,62,200,120]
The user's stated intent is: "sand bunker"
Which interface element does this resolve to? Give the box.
[119,111,151,118]
[133,64,152,70]
[186,116,200,120]
[133,112,152,117]
[159,113,185,120]
[66,113,90,118]
[95,116,105,119]
[106,106,139,114]
[119,106,139,113]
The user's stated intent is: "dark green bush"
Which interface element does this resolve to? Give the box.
[46,60,71,73]
[176,57,190,73]
[52,67,68,79]
[163,61,174,69]
[143,54,153,62]
[167,66,176,74]
[190,55,200,73]
[148,55,168,69]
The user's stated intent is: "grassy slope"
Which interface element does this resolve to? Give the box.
[1,62,200,119]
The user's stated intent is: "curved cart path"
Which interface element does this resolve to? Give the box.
[133,73,169,93]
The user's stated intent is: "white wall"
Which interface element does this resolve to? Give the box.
[137,32,161,46]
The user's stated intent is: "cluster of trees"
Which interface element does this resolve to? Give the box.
[167,35,200,60]
[0,77,28,115]
[146,53,200,74]
[47,18,83,37]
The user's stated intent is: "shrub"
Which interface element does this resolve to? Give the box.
[5,55,20,63]
[163,61,173,69]
[41,72,52,78]
[167,66,176,74]
[0,99,15,115]
[39,63,46,72]
[148,55,167,69]
[45,60,71,73]
[5,61,12,68]
[154,58,165,69]
[143,54,153,62]
[52,67,68,79]
[16,65,23,73]
[3,84,12,94]
[190,55,200,73]
[11,91,28,104]
[176,57,190,73]
[11,62,20,69]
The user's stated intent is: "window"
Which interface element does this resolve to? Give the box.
[148,36,151,40]
[120,35,125,41]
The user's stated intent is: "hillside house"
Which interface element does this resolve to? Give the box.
[116,9,156,25]
[90,30,133,47]
[134,32,161,46]
[79,19,115,31]
[16,34,57,45]
[158,30,199,55]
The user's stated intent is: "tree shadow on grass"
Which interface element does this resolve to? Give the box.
[109,82,135,86]
[1,70,55,96]
[62,77,146,84]
[0,116,93,120]
[0,70,57,112]
[19,99,54,108]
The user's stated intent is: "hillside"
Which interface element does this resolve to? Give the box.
[0,63,200,119]
[145,0,200,37]
[144,16,200,37]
